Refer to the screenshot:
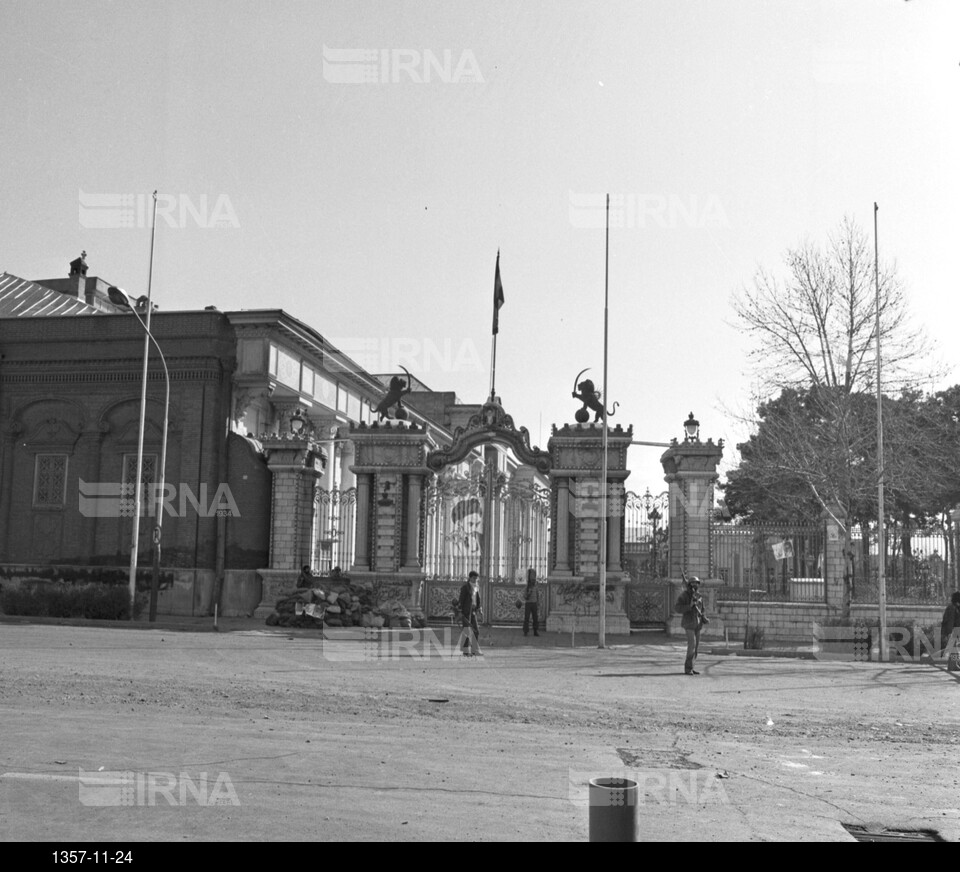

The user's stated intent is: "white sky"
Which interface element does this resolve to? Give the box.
[2,0,958,498]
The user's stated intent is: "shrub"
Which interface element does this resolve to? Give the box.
[0,583,144,620]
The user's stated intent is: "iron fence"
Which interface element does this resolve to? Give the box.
[713,521,824,601]
[713,518,957,605]
[849,523,955,603]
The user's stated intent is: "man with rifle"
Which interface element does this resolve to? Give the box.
[675,570,709,675]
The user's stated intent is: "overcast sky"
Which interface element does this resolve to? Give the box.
[2,0,958,497]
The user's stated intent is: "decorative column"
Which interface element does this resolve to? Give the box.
[352,473,372,572]
[554,478,572,574]
[404,473,423,571]
[253,433,327,619]
[546,422,633,634]
[348,420,433,614]
[660,413,723,637]
[607,481,624,571]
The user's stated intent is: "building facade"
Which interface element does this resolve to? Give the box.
[0,261,550,616]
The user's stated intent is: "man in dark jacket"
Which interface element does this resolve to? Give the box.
[458,571,483,656]
[676,576,709,675]
[941,591,960,671]
[522,567,540,637]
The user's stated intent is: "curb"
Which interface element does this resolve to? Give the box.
[0,614,224,633]
[708,646,817,660]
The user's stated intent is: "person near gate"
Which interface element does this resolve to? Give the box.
[675,573,709,675]
[522,567,540,637]
[941,591,960,671]
[458,570,483,656]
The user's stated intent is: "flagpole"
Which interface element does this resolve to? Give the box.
[489,333,497,402]
[489,250,502,402]
[599,194,610,649]
[875,202,888,662]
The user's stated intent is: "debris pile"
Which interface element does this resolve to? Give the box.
[264,580,423,629]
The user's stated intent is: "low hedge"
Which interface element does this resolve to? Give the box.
[0,583,145,621]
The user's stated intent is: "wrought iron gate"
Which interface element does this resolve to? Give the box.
[422,464,550,584]
[313,487,356,573]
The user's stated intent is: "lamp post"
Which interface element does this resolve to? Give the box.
[683,412,700,442]
[289,407,306,436]
[108,284,168,622]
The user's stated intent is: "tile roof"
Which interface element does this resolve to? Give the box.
[0,272,101,317]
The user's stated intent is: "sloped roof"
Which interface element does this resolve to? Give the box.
[0,272,100,317]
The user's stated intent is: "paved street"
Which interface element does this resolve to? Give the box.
[1,620,957,842]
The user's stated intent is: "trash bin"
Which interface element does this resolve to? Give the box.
[588,777,638,842]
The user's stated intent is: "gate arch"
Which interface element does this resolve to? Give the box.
[425,398,551,475]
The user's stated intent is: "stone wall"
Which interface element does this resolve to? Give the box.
[716,599,944,643]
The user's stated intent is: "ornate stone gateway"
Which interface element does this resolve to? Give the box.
[424,398,552,595]
[252,390,650,630]
[545,422,634,634]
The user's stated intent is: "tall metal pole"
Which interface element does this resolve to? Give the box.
[128,191,159,619]
[875,202,888,661]
[599,194,610,648]
[149,340,169,622]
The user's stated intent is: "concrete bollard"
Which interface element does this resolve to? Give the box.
[588,777,638,842]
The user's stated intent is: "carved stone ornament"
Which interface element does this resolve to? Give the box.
[426,398,551,474]
[354,441,423,469]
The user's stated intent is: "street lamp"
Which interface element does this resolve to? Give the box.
[108,284,169,622]
[683,412,700,442]
[289,407,306,435]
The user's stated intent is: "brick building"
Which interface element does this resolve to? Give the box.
[0,258,549,616]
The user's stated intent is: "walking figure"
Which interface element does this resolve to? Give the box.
[522,568,540,637]
[458,571,484,656]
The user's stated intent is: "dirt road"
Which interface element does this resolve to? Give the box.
[1,622,958,842]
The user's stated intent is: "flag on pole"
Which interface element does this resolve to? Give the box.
[492,250,504,335]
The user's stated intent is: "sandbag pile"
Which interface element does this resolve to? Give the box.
[265,581,425,629]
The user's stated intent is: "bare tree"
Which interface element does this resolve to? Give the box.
[728,219,948,616]
[724,386,956,615]
[733,217,934,395]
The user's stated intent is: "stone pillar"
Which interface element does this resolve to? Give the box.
[352,473,372,572]
[660,429,723,637]
[254,433,327,619]
[607,481,623,571]
[554,477,571,574]
[546,422,633,634]
[348,421,433,613]
[339,439,356,490]
[404,473,423,571]
[822,501,848,613]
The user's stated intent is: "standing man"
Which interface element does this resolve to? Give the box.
[675,575,709,675]
[522,568,540,637]
[941,591,960,671]
[458,570,484,656]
